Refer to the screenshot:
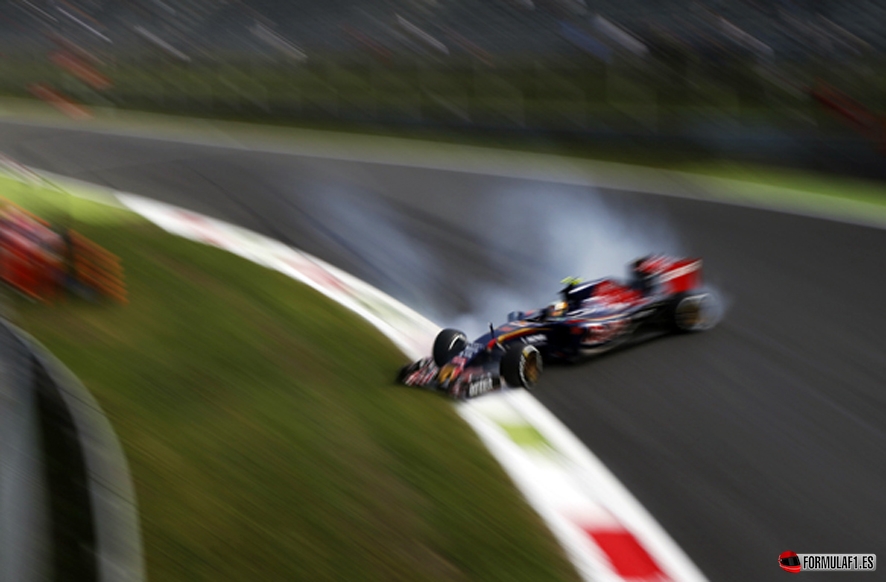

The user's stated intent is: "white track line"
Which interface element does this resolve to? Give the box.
[1,114,885,230]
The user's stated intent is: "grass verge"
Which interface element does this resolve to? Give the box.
[671,161,886,208]
[1,175,580,582]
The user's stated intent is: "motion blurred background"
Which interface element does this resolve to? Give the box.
[2,0,885,176]
[3,3,886,582]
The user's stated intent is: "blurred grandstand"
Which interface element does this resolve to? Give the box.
[2,0,885,61]
[0,0,884,175]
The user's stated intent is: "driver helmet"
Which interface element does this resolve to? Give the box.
[545,300,568,319]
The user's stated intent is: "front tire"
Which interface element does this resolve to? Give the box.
[433,328,468,366]
[501,344,543,390]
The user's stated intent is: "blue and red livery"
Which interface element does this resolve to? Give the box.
[397,255,721,399]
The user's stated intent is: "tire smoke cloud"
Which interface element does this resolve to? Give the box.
[445,184,688,337]
[299,180,699,340]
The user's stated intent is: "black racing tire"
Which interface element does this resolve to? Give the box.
[669,292,719,332]
[501,344,543,390]
[432,328,468,367]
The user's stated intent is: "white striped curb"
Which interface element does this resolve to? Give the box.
[0,157,707,581]
[459,390,707,582]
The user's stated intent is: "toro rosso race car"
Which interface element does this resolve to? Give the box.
[397,255,720,399]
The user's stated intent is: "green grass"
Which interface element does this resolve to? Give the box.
[1,176,580,582]
[671,161,886,208]
[652,160,886,228]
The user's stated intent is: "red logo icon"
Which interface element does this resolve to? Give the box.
[780,551,802,573]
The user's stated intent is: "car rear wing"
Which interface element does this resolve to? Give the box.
[658,258,703,294]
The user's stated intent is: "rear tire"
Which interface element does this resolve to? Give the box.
[433,328,468,366]
[669,292,719,332]
[501,344,543,390]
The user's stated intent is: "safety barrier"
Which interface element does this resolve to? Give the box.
[0,318,144,582]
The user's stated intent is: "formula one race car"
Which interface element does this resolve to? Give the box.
[398,255,720,399]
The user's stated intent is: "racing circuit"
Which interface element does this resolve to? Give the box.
[1,118,884,581]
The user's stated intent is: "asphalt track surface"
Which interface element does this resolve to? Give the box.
[2,121,885,581]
